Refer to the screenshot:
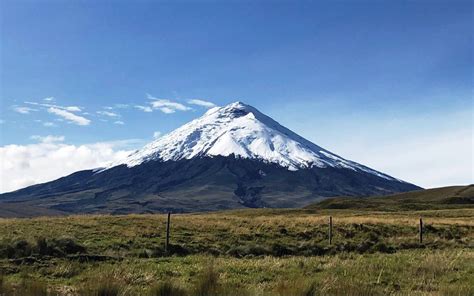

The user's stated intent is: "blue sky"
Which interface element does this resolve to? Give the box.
[0,0,472,191]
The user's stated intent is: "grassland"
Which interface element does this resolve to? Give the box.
[0,206,473,295]
[306,185,473,211]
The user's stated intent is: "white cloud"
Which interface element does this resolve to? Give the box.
[43,97,55,102]
[97,111,120,117]
[34,119,57,127]
[43,122,56,127]
[153,131,162,139]
[104,104,130,110]
[25,101,81,112]
[114,121,125,125]
[48,107,91,126]
[159,106,175,114]
[326,128,473,188]
[65,106,82,112]
[0,137,141,193]
[30,135,65,143]
[134,105,153,112]
[13,106,37,114]
[147,94,191,113]
[188,99,217,108]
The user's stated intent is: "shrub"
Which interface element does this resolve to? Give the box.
[0,237,86,259]
[12,240,34,258]
[167,244,189,256]
[298,242,327,256]
[226,244,270,257]
[271,243,294,256]
[372,242,396,253]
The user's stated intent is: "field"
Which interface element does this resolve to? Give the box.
[0,206,473,295]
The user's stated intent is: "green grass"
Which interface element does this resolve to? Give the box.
[0,207,472,295]
[306,185,473,211]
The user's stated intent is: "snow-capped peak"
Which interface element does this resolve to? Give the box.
[110,101,398,181]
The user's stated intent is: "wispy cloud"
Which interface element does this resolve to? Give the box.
[134,105,153,112]
[34,119,57,127]
[30,135,65,143]
[104,104,129,110]
[97,111,120,117]
[114,121,125,125]
[65,106,82,112]
[48,107,91,126]
[43,97,55,102]
[147,94,191,113]
[25,101,81,112]
[188,99,217,108]
[22,100,90,126]
[153,131,162,139]
[157,106,175,114]
[43,122,56,127]
[13,106,37,114]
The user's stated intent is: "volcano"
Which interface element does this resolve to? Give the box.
[0,102,420,216]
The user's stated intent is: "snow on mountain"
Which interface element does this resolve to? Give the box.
[110,102,398,181]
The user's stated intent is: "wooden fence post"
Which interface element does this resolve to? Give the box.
[419,217,423,244]
[329,216,333,245]
[165,212,171,253]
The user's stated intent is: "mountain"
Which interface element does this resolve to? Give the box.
[305,185,474,211]
[112,102,401,179]
[0,102,420,216]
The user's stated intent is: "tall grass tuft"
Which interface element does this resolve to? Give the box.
[324,281,381,296]
[192,265,219,296]
[12,277,50,296]
[149,281,187,296]
[0,275,57,296]
[276,279,318,296]
[0,275,13,295]
[80,278,121,296]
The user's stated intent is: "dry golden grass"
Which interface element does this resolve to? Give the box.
[0,208,473,295]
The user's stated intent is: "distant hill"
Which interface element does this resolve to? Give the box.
[305,185,474,211]
[0,203,64,218]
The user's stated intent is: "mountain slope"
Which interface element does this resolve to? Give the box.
[111,102,400,181]
[0,102,420,216]
[305,185,474,211]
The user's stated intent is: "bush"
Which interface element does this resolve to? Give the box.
[226,244,270,257]
[38,237,86,257]
[271,243,294,256]
[53,238,86,255]
[0,239,35,258]
[372,242,396,253]
[298,243,327,256]
[0,237,86,259]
